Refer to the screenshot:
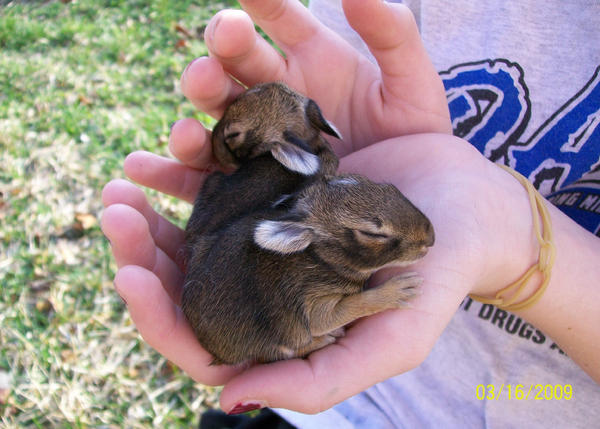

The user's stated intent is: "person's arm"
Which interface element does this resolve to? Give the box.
[512,203,600,382]
[350,135,600,385]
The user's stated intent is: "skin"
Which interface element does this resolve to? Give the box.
[101,0,600,415]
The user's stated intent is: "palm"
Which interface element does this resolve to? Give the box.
[286,47,449,151]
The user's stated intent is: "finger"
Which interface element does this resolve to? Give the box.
[204,9,287,87]
[114,265,240,386]
[169,118,214,169]
[102,204,184,303]
[238,0,322,49]
[181,56,246,119]
[102,179,185,264]
[342,0,448,115]
[124,151,209,203]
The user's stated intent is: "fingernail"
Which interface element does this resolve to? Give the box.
[227,401,264,415]
[205,12,221,45]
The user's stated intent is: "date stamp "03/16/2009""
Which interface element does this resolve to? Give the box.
[476,384,573,401]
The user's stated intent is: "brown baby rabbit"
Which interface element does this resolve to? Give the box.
[185,82,341,241]
[211,82,341,176]
[182,174,435,365]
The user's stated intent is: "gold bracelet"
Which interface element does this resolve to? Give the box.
[469,164,556,311]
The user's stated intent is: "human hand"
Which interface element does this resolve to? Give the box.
[176,0,451,165]
[100,0,541,413]
[102,133,540,413]
[100,173,243,387]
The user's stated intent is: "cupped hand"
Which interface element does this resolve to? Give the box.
[101,175,242,387]
[177,0,451,161]
[101,0,535,413]
[102,133,538,413]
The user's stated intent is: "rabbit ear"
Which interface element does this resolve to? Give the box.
[305,99,342,140]
[254,220,313,254]
[270,142,320,175]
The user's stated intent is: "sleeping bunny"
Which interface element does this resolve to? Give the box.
[183,174,434,364]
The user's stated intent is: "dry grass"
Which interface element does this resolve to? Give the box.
[0,0,239,426]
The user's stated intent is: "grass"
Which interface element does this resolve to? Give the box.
[0,0,241,426]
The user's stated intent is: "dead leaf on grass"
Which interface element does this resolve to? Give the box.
[78,94,93,105]
[74,212,97,230]
[60,349,76,364]
[174,23,193,38]
[55,239,80,265]
[35,298,54,314]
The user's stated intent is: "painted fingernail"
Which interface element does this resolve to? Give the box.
[227,401,264,415]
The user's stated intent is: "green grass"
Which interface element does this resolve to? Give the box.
[0,0,240,426]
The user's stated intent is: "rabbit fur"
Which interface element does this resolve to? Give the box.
[181,82,434,365]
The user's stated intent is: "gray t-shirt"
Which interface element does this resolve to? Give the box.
[278,0,600,427]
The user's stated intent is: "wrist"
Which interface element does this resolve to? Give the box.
[468,163,542,300]
[469,172,600,382]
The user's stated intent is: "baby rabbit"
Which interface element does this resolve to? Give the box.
[211,82,341,176]
[182,174,435,365]
[185,82,341,240]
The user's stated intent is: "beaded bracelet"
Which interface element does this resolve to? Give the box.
[469,164,556,311]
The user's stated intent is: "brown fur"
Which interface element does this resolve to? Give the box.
[211,82,340,175]
[184,82,340,258]
[181,83,434,365]
[182,175,434,365]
